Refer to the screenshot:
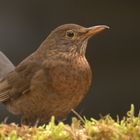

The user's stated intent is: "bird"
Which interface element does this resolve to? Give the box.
[0,24,109,124]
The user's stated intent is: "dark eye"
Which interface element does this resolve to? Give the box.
[66,30,75,38]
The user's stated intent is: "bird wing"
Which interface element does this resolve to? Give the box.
[0,58,42,103]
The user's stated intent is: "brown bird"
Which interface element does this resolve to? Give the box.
[0,24,109,124]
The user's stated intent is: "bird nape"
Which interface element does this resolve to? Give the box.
[0,24,109,124]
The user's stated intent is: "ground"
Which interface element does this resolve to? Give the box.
[0,105,140,140]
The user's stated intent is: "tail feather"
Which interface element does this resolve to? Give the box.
[0,51,15,79]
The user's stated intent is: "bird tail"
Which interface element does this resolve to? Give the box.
[0,51,15,80]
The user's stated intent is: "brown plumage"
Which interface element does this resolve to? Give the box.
[0,24,109,124]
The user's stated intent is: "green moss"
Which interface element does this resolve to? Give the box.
[0,104,140,140]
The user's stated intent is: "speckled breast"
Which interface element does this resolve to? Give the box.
[48,56,92,113]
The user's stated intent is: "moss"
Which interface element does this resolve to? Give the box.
[0,104,140,140]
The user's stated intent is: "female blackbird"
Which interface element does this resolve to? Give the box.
[0,24,109,124]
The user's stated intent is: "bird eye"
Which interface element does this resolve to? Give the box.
[66,30,75,38]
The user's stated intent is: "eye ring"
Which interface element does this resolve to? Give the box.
[66,30,75,38]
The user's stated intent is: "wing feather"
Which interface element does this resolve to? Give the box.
[0,56,42,103]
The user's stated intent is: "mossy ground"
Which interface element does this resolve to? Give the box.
[0,105,140,140]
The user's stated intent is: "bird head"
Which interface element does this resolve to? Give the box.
[40,24,109,57]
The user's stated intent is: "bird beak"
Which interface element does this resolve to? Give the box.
[82,25,109,40]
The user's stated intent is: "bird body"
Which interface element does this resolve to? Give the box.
[0,24,108,123]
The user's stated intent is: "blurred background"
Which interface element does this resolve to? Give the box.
[0,0,140,123]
